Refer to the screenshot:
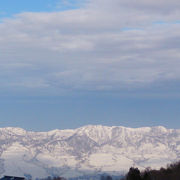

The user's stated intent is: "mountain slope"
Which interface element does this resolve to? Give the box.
[0,125,179,179]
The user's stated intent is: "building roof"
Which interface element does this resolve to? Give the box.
[1,176,25,180]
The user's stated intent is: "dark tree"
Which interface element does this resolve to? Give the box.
[106,176,113,180]
[122,161,180,180]
[126,167,141,180]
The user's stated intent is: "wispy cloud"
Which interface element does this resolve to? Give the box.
[56,0,87,10]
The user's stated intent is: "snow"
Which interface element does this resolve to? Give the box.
[89,153,133,172]
[0,125,179,179]
[1,142,48,178]
[37,154,77,167]
[0,127,26,135]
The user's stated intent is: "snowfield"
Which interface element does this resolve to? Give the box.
[0,125,179,179]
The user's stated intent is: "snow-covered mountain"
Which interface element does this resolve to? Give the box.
[0,125,179,179]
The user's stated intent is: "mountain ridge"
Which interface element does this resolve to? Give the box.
[0,125,179,179]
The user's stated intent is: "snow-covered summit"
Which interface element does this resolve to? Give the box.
[0,125,179,179]
[0,127,26,135]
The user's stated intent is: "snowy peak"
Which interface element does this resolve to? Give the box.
[75,125,113,144]
[0,125,179,179]
[0,127,26,135]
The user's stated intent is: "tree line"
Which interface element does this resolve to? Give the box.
[121,160,180,180]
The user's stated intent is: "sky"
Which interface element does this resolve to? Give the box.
[0,0,180,131]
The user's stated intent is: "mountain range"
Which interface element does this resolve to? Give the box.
[0,125,179,179]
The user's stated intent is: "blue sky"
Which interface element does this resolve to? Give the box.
[0,95,180,131]
[0,0,53,18]
[0,0,83,19]
[0,0,180,131]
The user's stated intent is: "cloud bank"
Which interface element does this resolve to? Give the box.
[0,0,180,95]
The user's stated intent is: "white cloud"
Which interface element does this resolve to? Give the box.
[0,0,180,94]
